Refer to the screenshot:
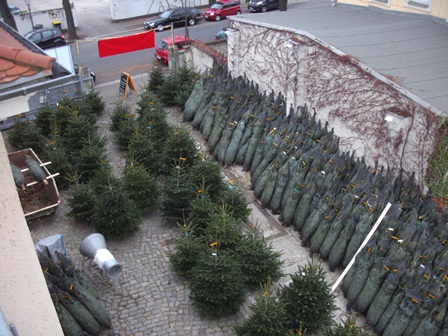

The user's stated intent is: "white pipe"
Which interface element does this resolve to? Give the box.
[331,202,392,292]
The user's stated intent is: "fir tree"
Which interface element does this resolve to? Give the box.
[62,114,97,154]
[126,132,162,175]
[163,125,199,171]
[75,134,108,182]
[42,144,72,190]
[92,183,141,238]
[146,65,165,94]
[67,182,96,221]
[169,221,207,276]
[110,101,133,133]
[122,161,159,214]
[188,158,226,202]
[189,250,245,318]
[235,232,284,289]
[188,192,216,236]
[200,205,243,251]
[34,105,56,137]
[234,278,290,336]
[219,183,251,223]
[279,258,337,333]
[323,315,369,336]
[160,161,195,224]
[7,120,47,154]
[79,92,105,119]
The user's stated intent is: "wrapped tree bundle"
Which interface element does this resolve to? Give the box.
[375,292,405,334]
[366,272,400,326]
[260,158,288,208]
[193,88,219,128]
[342,211,375,267]
[292,172,318,231]
[208,107,228,152]
[301,198,331,243]
[346,251,374,308]
[250,132,276,184]
[184,78,206,121]
[253,163,276,199]
[214,122,236,163]
[309,214,332,255]
[328,218,356,271]
[57,303,85,336]
[382,301,415,336]
[356,262,389,314]
[243,106,267,171]
[269,158,297,214]
[224,118,247,166]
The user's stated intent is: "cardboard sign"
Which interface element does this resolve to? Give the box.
[119,72,138,99]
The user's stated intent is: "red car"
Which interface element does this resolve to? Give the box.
[155,36,196,65]
[203,0,241,21]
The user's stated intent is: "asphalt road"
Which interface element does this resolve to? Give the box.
[71,18,229,84]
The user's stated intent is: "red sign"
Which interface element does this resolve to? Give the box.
[98,30,155,58]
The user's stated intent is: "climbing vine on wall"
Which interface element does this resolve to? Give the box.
[229,22,439,188]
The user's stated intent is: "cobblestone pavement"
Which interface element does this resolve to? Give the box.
[27,74,369,335]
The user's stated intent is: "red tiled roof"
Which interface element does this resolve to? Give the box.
[0,28,56,84]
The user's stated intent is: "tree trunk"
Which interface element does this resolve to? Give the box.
[62,0,78,40]
[0,0,18,31]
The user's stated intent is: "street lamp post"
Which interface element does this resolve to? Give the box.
[24,0,35,30]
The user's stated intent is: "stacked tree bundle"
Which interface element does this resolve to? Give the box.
[38,252,112,336]
[183,66,448,335]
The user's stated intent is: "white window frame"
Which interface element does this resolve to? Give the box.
[405,0,432,12]
[369,0,390,7]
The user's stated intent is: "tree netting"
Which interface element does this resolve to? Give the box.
[182,65,448,335]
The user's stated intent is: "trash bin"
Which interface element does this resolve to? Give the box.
[53,21,61,30]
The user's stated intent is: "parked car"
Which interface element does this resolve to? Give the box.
[9,5,22,13]
[248,0,280,12]
[144,7,203,31]
[204,0,241,21]
[155,35,195,65]
[24,28,66,49]
[215,27,230,40]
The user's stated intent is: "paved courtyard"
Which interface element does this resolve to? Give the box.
[27,74,359,335]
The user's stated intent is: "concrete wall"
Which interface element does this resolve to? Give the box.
[337,0,448,21]
[226,19,438,188]
[109,0,210,21]
[8,5,78,35]
[0,135,64,335]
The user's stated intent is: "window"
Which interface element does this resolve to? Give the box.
[406,0,431,10]
[42,30,53,39]
[28,33,41,42]
[370,0,389,6]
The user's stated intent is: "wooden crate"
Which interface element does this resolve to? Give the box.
[8,148,60,222]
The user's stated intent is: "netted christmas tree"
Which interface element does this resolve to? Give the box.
[234,278,290,336]
[189,249,246,318]
[279,258,337,333]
